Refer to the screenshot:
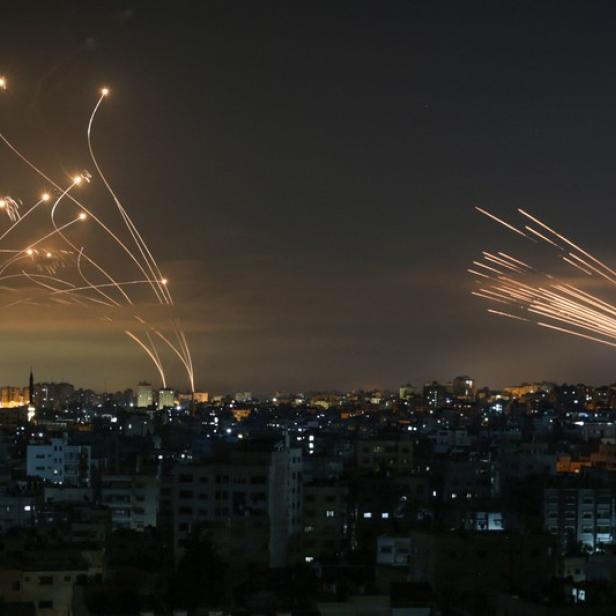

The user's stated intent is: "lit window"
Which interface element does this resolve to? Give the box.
[363,512,372,519]
[326,510,335,518]
[381,512,389,519]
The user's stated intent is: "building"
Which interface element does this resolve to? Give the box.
[423,382,448,410]
[303,481,350,562]
[544,485,616,553]
[452,376,476,399]
[399,384,416,401]
[157,388,175,410]
[356,434,414,474]
[376,535,412,566]
[190,391,209,404]
[100,472,159,531]
[234,392,253,403]
[409,530,556,601]
[34,382,74,411]
[504,382,554,399]
[0,406,28,427]
[0,548,103,616]
[171,439,302,567]
[0,385,29,408]
[26,436,91,486]
[136,382,154,408]
[0,490,36,532]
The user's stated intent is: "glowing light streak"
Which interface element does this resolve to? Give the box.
[475,206,529,239]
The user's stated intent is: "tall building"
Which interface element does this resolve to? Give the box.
[157,388,176,410]
[34,382,75,410]
[544,485,616,553]
[399,384,416,401]
[423,382,447,410]
[100,472,159,531]
[171,438,302,567]
[452,376,476,399]
[0,386,28,408]
[235,392,253,403]
[136,382,154,408]
[27,436,91,486]
[303,481,350,562]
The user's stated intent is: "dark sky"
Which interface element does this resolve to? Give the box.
[2,1,616,393]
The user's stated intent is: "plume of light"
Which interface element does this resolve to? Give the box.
[471,206,616,353]
[0,79,196,390]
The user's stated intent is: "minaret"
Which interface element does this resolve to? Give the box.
[29,368,34,406]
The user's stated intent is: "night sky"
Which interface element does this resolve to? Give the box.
[2,1,616,393]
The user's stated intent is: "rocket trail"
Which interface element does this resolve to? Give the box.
[471,205,616,354]
[0,78,196,390]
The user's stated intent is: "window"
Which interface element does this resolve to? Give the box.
[38,576,53,585]
[363,512,372,519]
[325,510,335,518]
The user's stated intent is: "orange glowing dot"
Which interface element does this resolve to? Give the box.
[73,175,82,185]
[78,212,87,220]
[0,200,5,208]
[46,252,52,259]
[26,249,33,256]
[161,278,168,285]
[101,87,109,96]
[41,193,51,202]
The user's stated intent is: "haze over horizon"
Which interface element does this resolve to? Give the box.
[2,2,616,392]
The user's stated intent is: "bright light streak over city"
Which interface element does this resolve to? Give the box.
[0,80,194,392]
[472,206,616,352]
